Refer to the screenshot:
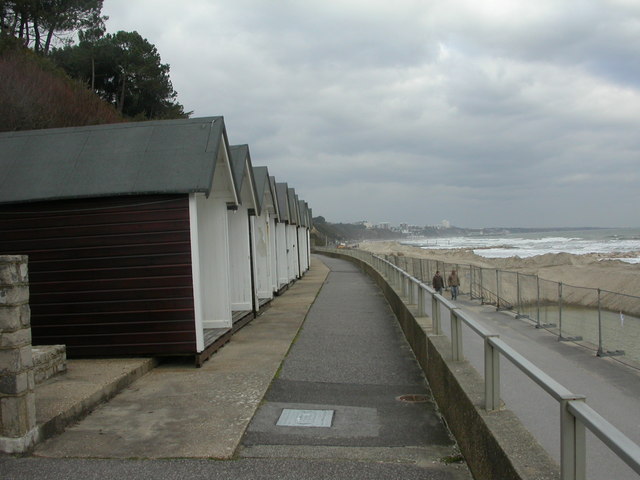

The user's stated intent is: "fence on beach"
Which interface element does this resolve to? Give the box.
[385,253,640,366]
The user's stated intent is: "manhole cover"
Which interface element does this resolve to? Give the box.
[276,409,334,427]
[396,394,429,403]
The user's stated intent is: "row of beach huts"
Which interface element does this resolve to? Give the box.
[0,117,313,365]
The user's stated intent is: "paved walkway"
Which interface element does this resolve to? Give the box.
[1,255,470,480]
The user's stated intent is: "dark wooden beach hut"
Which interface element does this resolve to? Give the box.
[0,117,240,363]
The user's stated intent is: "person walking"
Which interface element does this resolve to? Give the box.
[448,269,460,300]
[432,270,444,294]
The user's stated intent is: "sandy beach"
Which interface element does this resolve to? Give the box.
[358,240,640,301]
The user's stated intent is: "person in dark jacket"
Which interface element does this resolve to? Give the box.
[432,271,444,294]
[448,270,460,300]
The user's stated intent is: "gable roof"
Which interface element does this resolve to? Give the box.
[298,199,308,228]
[253,166,277,217]
[229,144,260,215]
[287,187,299,225]
[269,176,281,221]
[0,117,230,204]
[275,182,290,223]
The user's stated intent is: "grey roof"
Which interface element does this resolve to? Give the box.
[229,144,260,215]
[298,199,308,228]
[275,182,290,223]
[253,166,276,217]
[305,202,313,228]
[0,117,231,204]
[287,188,299,225]
[269,176,281,221]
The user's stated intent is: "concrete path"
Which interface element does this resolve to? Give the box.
[239,256,468,479]
[1,256,471,479]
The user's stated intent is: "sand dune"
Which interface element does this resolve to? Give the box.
[358,240,640,301]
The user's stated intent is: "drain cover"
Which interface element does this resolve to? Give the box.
[396,394,429,403]
[276,409,334,427]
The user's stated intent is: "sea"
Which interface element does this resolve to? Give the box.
[401,227,640,264]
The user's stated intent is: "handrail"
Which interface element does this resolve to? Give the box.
[318,247,640,480]
[568,401,640,473]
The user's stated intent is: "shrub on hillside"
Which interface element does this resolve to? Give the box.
[0,47,124,132]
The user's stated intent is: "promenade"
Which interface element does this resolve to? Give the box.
[1,255,471,480]
[440,297,640,480]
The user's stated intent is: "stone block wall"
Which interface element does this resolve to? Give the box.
[0,255,39,453]
[33,345,67,385]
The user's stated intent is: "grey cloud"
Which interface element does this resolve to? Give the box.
[101,0,640,228]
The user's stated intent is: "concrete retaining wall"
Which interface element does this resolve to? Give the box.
[318,251,559,480]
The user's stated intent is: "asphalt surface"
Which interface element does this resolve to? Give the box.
[432,296,640,480]
[1,255,471,480]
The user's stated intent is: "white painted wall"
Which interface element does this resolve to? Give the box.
[276,221,288,288]
[252,213,272,300]
[189,193,232,350]
[269,215,278,293]
[286,224,299,281]
[297,227,309,273]
[228,205,252,311]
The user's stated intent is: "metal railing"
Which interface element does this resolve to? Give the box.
[317,247,640,480]
[380,254,640,365]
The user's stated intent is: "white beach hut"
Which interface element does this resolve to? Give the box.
[252,166,278,305]
[228,145,260,323]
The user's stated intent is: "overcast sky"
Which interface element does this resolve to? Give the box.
[102,0,640,228]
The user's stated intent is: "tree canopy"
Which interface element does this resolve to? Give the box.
[51,30,189,119]
[1,1,189,121]
[0,0,105,54]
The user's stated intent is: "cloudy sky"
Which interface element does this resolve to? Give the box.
[102,0,640,228]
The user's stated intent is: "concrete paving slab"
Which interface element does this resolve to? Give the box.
[33,258,329,459]
[35,357,157,441]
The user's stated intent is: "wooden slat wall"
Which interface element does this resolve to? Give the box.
[0,195,197,356]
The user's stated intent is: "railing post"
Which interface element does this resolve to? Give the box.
[597,289,604,356]
[432,294,441,334]
[561,397,587,480]
[496,269,501,310]
[559,282,564,340]
[408,277,415,304]
[451,309,463,361]
[536,276,541,328]
[485,335,500,411]
[517,272,521,316]
[418,285,426,316]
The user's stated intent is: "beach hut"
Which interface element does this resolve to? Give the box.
[287,187,301,280]
[0,117,240,364]
[274,181,291,291]
[227,145,260,324]
[252,166,278,304]
[297,199,310,273]
[268,176,282,294]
